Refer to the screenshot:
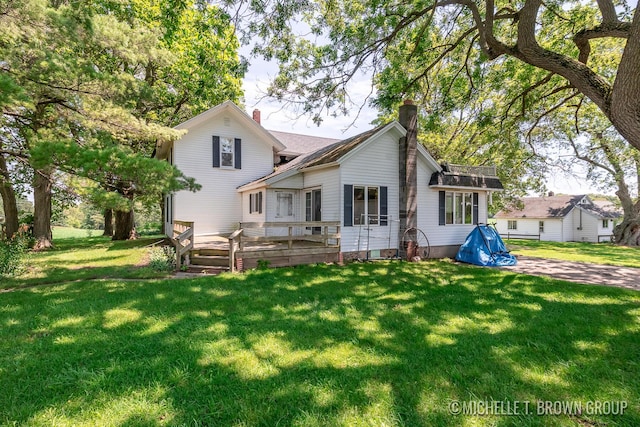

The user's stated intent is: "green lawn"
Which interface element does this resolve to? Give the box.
[2,232,170,290]
[505,239,640,268]
[53,226,102,239]
[1,258,639,426]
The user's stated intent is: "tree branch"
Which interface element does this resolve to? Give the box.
[573,22,631,63]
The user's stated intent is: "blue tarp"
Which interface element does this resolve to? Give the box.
[456,225,517,267]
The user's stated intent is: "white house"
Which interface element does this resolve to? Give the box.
[156,100,504,264]
[494,194,621,242]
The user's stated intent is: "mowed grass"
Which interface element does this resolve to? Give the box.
[506,239,640,268]
[53,226,101,239]
[2,232,169,290]
[1,260,639,426]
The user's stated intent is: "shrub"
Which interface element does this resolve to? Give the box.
[148,246,176,272]
[0,234,30,277]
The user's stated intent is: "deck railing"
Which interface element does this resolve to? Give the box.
[172,220,194,270]
[229,221,341,272]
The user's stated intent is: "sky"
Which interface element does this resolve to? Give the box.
[240,48,610,197]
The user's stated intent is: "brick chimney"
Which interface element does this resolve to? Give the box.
[398,100,418,258]
[252,109,261,124]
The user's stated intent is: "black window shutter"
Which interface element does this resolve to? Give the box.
[473,192,479,225]
[258,191,263,214]
[234,138,242,169]
[439,190,446,226]
[344,184,353,227]
[380,186,388,226]
[212,136,220,168]
[249,194,254,214]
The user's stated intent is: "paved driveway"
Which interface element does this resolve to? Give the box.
[500,256,640,291]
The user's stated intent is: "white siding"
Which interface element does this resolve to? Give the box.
[303,166,340,221]
[597,217,614,242]
[562,212,573,242]
[572,208,599,242]
[539,219,563,242]
[339,132,400,252]
[418,157,489,247]
[495,218,564,241]
[172,113,275,235]
[271,174,303,189]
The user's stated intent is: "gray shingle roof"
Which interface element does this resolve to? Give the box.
[238,124,387,189]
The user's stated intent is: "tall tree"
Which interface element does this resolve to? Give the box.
[232,0,640,243]
[1,0,241,246]
[527,98,640,244]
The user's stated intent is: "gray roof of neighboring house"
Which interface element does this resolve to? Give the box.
[269,130,340,155]
[494,195,621,219]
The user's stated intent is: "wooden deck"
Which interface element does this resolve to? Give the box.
[183,221,341,272]
[194,235,331,251]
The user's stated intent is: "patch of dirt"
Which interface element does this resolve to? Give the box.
[500,256,640,291]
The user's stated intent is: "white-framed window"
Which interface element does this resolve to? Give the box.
[602,219,609,228]
[354,186,379,225]
[220,136,234,168]
[445,191,474,225]
[539,221,544,233]
[249,191,263,214]
[276,192,294,218]
[508,220,518,230]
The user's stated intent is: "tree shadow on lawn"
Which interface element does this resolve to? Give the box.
[1,261,639,426]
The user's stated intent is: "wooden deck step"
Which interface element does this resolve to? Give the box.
[191,248,229,257]
[191,254,229,267]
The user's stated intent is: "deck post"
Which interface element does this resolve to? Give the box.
[228,229,243,273]
[323,225,328,246]
[288,226,293,249]
[231,237,237,273]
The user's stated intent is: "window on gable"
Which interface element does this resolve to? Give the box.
[249,191,263,214]
[444,191,474,225]
[508,220,517,230]
[213,136,241,169]
[220,136,234,167]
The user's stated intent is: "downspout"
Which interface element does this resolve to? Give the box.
[398,100,418,258]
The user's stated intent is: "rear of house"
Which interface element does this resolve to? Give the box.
[158,100,504,269]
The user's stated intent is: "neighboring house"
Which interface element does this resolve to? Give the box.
[156,100,504,260]
[494,194,621,242]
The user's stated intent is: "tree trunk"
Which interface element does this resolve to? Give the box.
[0,153,19,239]
[33,169,53,250]
[112,208,137,240]
[614,215,640,246]
[613,194,640,245]
[103,208,114,236]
